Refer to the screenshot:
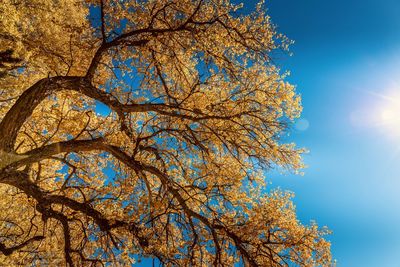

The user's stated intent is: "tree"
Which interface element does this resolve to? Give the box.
[0,0,332,266]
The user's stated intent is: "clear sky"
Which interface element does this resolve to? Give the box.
[260,0,400,266]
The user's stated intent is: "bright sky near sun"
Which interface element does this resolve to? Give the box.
[261,0,400,266]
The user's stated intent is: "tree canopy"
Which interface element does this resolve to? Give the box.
[0,0,332,266]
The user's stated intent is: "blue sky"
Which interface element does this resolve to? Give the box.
[261,0,400,266]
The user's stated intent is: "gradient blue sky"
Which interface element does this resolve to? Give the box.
[262,0,400,266]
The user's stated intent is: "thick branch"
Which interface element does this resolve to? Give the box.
[0,76,81,152]
[0,74,246,154]
[0,236,44,256]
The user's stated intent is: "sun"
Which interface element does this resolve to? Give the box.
[374,88,400,137]
[351,83,400,139]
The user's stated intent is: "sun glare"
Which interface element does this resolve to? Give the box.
[373,88,400,138]
[350,82,400,139]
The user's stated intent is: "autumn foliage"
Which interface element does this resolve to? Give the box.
[0,0,332,266]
